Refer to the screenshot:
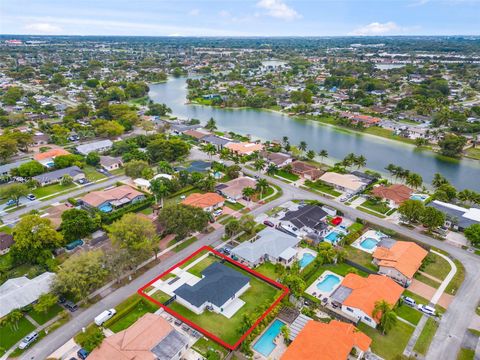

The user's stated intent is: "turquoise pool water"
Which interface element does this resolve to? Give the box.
[253,319,285,356]
[99,203,113,213]
[299,253,315,269]
[325,231,340,243]
[410,194,428,201]
[360,238,378,250]
[316,274,341,292]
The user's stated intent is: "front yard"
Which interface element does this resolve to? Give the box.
[413,317,438,355]
[359,198,391,214]
[304,180,342,197]
[274,170,299,182]
[106,294,159,333]
[0,316,36,354]
[32,182,77,199]
[29,304,64,325]
[192,337,229,359]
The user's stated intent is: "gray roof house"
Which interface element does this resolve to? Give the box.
[0,159,30,176]
[33,166,85,186]
[428,200,480,231]
[279,205,329,242]
[231,228,301,266]
[0,272,55,318]
[201,135,232,149]
[76,140,113,155]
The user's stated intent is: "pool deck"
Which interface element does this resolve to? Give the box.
[351,229,387,254]
[252,318,288,360]
[297,247,317,268]
[305,270,344,299]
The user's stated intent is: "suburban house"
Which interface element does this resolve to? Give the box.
[329,274,404,327]
[133,178,152,192]
[231,228,300,267]
[290,161,323,181]
[32,133,50,146]
[372,240,428,286]
[173,262,250,317]
[279,204,329,241]
[215,176,257,200]
[89,313,189,360]
[181,192,224,212]
[80,185,146,211]
[76,139,113,155]
[0,159,29,176]
[371,184,413,207]
[33,148,71,167]
[428,200,480,231]
[260,151,293,168]
[225,142,263,156]
[43,203,72,229]
[339,112,381,127]
[99,155,123,171]
[319,172,367,194]
[281,320,371,360]
[200,134,231,150]
[0,272,55,318]
[183,129,210,140]
[33,166,85,186]
[0,232,14,255]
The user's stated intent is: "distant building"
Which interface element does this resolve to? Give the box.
[33,148,71,167]
[99,156,123,171]
[428,200,480,231]
[0,159,30,176]
[290,161,323,181]
[80,185,145,211]
[371,184,414,207]
[0,232,14,255]
[319,172,367,194]
[33,166,85,186]
[216,176,257,200]
[181,192,224,212]
[279,204,329,241]
[225,142,263,156]
[260,151,292,168]
[76,140,113,155]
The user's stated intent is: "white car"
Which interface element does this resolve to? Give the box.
[95,308,117,326]
[213,209,223,217]
[19,332,38,349]
[418,304,436,316]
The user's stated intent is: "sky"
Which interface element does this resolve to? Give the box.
[1,0,479,37]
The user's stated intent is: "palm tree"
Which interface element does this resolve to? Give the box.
[306,150,316,160]
[6,309,23,332]
[202,143,217,159]
[432,173,449,189]
[385,164,397,179]
[256,179,269,199]
[205,117,217,131]
[253,159,266,172]
[354,155,367,169]
[282,136,289,146]
[318,149,328,163]
[342,153,356,170]
[266,163,278,176]
[242,187,255,200]
[298,141,308,153]
[406,172,423,189]
[372,300,397,335]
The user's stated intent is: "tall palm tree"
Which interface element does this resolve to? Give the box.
[254,159,266,172]
[6,309,24,332]
[432,173,449,189]
[306,150,316,160]
[282,136,289,146]
[205,117,217,131]
[372,300,397,335]
[298,141,308,153]
[157,161,173,174]
[203,143,217,159]
[256,179,269,199]
[242,186,255,200]
[406,172,423,189]
[318,149,328,163]
[266,163,278,176]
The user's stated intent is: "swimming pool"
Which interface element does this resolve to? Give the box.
[325,231,340,243]
[253,319,285,357]
[316,274,341,292]
[299,253,315,269]
[360,238,378,250]
[98,203,113,213]
[410,194,428,201]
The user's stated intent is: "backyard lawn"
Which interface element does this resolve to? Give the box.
[29,304,64,325]
[108,299,158,333]
[164,259,282,345]
[0,316,36,354]
[255,262,281,280]
[457,348,475,360]
[344,246,378,271]
[304,180,341,197]
[192,337,229,359]
[413,317,438,355]
[32,182,77,199]
[358,321,415,360]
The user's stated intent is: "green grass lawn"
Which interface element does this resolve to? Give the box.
[445,259,465,296]
[224,200,245,211]
[358,320,415,360]
[421,253,451,281]
[344,246,378,271]
[275,170,299,181]
[255,262,281,280]
[396,304,422,325]
[83,165,107,181]
[0,316,36,354]
[186,255,219,277]
[172,236,197,253]
[414,273,441,289]
[403,290,446,315]
[29,304,63,325]
[259,186,275,199]
[465,147,480,160]
[192,337,229,359]
[108,299,159,333]
[304,180,342,197]
[164,187,202,207]
[0,253,38,283]
[32,182,77,199]
[139,206,153,215]
[166,260,281,345]
[364,126,416,145]
[360,198,391,214]
[413,317,438,355]
[150,290,171,304]
[357,206,387,218]
[457,348,475,360]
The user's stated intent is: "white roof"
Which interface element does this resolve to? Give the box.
[0,272,55,318]
[153,174,173,180]
[76,140,113,155]
[134,178,151,187]
[464,208,480,222]
[319,172,365,192]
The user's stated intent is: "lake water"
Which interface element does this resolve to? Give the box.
[149,77,480,191]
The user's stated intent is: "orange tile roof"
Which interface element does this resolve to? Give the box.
[88,313,173,360]
[373,241,428,279]
[225,142,263,155]
[182,192,224,209]
[81,185,144,207]
[33,148,70,161]
[341,274,404,322]
[371,184,413,205]
[281,320,371,360]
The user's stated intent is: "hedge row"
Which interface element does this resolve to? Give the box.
[99,197,154,224]
[102,294,144,328]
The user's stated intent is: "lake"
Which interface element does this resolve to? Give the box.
[149,77,480,191]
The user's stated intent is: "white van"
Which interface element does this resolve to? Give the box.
[19,332,38,349]
[95,308,117,326]
[418,304,436,316]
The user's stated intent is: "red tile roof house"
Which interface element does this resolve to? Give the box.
[79,185,146,211]
[33,148,71,167]
[373,241,428,287]
[329,274,404,328]
[371,184,414,207]
[290,161,324,181]
[282,320,371,360]
[181,192,225,212]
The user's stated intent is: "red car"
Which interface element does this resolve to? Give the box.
[263,220,275,227]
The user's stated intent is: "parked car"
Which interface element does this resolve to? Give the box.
[26,194,36,201]
[77,348,89,359]
[402,296,416,307]
[66,239,84,251]
[19,332,39,349]
[226,197,237,204]
[95,308,117,326]
[6,199,16,206]
[213,209,223,217]
[64,300,78,312]
[263,220,275,227]
[418,304,436,316]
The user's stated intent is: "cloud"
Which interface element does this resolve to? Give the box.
[24,22,62,34]
[219,10,231,17]
[408,0,430,6]
[188,9,200,16]
[350,21,401,36]
[256,0,301,20]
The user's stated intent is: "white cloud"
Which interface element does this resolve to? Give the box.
[219,10,231,17]
[256,0,301,21]
[188,9,200,16]
[350,22,400,36]
[24,23,62,34]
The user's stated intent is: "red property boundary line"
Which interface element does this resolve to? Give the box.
[138,245,289,350]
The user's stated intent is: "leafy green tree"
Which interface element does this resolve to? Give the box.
[420,207,445,231]
[282,274,306,297]
[0,183,29,206]
[86,152,100,166]
[60,174,73,186]
[158,204,210,240]
[147,138,190,163]
[11,214,64,265]
[0,135,18,162]
[434,183,457,202]
[54,154,84,169]
[125,160,152,179]
[438,134,467,158]
[93,120,125,138]
[52,250,107,301]
[149,178,171,207]
[14,161,45,177]
[226,164,241,179]
[306,150,316,160]
[432,173,449,189]
[76,326,105,352]
[61,209,97,242]
[2,86,23,105]
[406,172,423,189]
[145,103,171,116]
[225,219,241,237]
[398,200,425,224]
[34,293,59,315]
[239,214,256,237]
[465,224,480,247]
[107,213,157,255]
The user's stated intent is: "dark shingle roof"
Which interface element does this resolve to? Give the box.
[33,166,84,183]
[281,205,328,231]
[174,262,249,308]
[202,135,231,146]
[428,201,478,229]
